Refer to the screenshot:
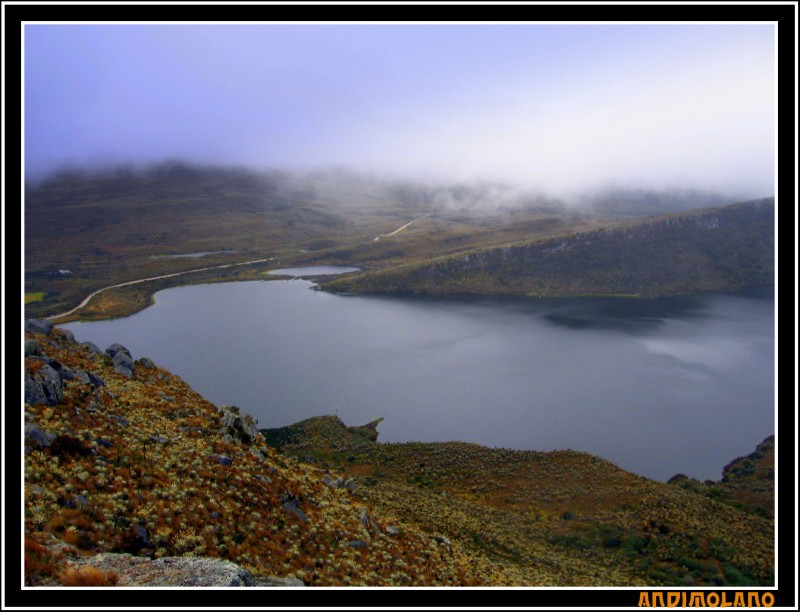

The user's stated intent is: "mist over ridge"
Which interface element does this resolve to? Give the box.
[25,158,768,220]
[25,23,775,199]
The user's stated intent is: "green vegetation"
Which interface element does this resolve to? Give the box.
[263,416,774,586]
[25,292,46,304]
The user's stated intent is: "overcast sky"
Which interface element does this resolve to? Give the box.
[24,23,775,196]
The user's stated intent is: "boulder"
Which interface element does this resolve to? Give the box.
[209,454,233,467]
[25,319,53,335]
[49,361,77,381]
[86,371,105,388]
[105,343,132,360]
[25,421,55,448]
[220,407,260,444]
[282,498,308,523]
[63,549,256,586]
[112,352,135,378]
[82,341,103,355]
[136,357,156,369]
[25,365,63,406]
[323,474,344,488]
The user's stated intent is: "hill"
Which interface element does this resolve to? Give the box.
[262,416,774,587]
[24,321,774,587]
[321,198,774,298]
[23,321,470,587]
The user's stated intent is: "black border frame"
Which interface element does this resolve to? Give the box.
[5,2,797,609]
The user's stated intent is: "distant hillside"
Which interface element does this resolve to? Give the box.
[24,163,586,320]
[321,198,774,298]
[263,416,774,587]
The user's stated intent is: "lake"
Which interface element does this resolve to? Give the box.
[62,282,775,482]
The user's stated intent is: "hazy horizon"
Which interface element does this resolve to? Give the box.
[25,23,775,198]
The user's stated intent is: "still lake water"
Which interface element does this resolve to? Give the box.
[62,281,774,482]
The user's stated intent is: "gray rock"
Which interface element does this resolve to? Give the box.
[209,454,233,466]
[86,371,105,388]
[219,407,260,444]
[82,341,103,355]
[109,414,129,427]
[323,474,344,488]
[344,478,357,491]
[112,351,135,378]
[25,422,55,447]
[75,370,92,385]
[359,508,371,530]
[25,372,47,406]
[434,535,452,548]
[150,435,169,444]
[25,319,53,335]
[282,499,308,523]
[349,540,368,549]
[25,340,42,356]
[105,343,132,360]
[133,524,149,545]
[136,357,156,369]
[59,329,76,345]
[65,551,256,586]
[66,495,89,509]
[25,365,63,406]
[55,365,77,381]
[386,525,400,536]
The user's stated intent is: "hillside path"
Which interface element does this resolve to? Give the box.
[374,213,433,241]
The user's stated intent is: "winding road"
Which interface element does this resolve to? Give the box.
[374,213,433,241]
[47,257,274,320]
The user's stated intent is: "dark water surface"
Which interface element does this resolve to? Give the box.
[63,283,774,481]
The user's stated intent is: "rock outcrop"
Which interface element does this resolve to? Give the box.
[219,405,261,445]
[105,343,135,378]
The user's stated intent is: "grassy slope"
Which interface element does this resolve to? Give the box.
[262,416,774,587]
[24,326,471,587]
[322,198,775,298]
